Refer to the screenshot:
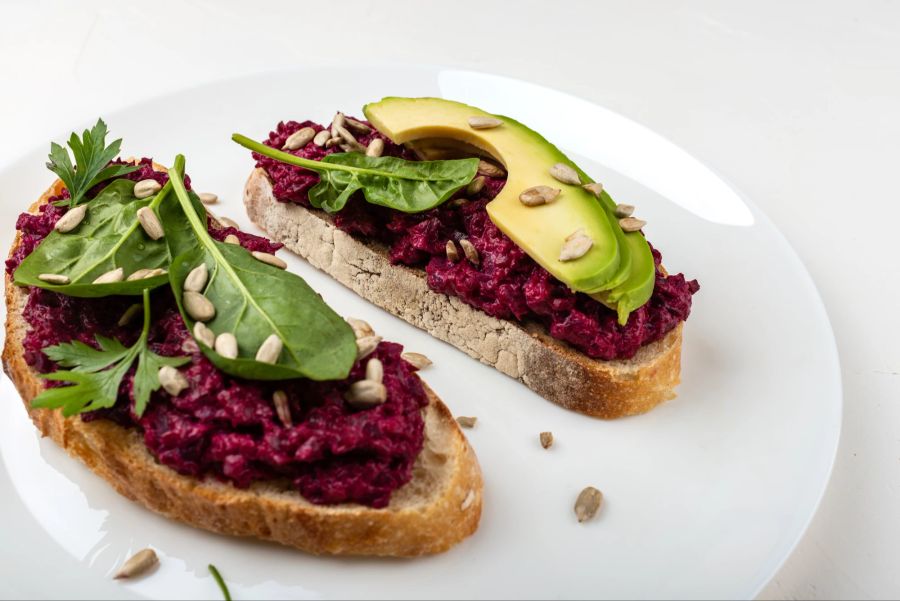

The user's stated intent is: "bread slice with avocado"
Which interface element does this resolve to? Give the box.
[239,97,696,418]
[5,164,482,557]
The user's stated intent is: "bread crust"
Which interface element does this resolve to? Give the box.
[3,178,482,557]
[244,168,684,418]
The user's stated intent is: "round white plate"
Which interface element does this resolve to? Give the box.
[0,66,841,600]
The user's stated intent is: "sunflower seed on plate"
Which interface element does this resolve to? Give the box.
[158,365,189,396]
[574,486,603,523]
[136,207,165,240]
[133,179,162,199]
[619,216,646,232]
[251,251,287,269]
[401,352,432,369]
[582,182,604,197]
[540,431,554,449]
[519,185,561,207]
[198,192,218,205]
[366,138,384,157]
[283,127,316,150]
[273,390,292,427]
[340,140,367,153]
[344,379,387,409]
[93,267,124,284]
[343,116,372,135]
[140,268,166,279]
[118,303,142,327]
[114,548,159,580]
[127,268,153,281]
[224,234,240,245]
[365,357,384,383]
[446,240,460,263]
[356,335,382,359]
[214,332,238,359]
[218,216,240,229]
[184,263,208,293]
[347,317,374,339]
[459,239,480,265]
[184,291,216,322]
[467,116,503,130]
[54,204,87,233]
[466,175,486,196]
[549,163,581,185]
[325,136,343,149]
[559,229,593,262]
[192,321,215,347]
[38,273,70,285]
[255,333,283,364]
[477,160,506,178]
[615,204,636,218]
[456,416,477,429]
[313,129,331,147]
[331,112,345,134]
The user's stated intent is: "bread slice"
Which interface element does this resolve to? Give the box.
[244,168,684,419]
[3,178,482,557]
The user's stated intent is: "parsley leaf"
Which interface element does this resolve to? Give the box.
[46,118,138,208]
[32,290,189,417]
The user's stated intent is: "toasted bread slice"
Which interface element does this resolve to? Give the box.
[2,178,483,557]
[244,168,684,419]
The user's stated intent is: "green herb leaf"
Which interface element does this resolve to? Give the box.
[164,156,357,381]
[232,133,478,213]
[46,119,138,207]
[13,179,171,297]
[32,290,188,417]
[208,564,232,601]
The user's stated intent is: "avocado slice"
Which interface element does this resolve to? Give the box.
[363,97,655,320]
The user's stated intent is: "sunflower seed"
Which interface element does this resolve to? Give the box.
[283,126,316,150]
[214,332,238,359]
[53,204,87,233]
[184,263,208,293]
[133,179,162,199]
[114,548,159,579]
[224,234,240,245]
[559,230,593,262]
[158,365,189,396]
[446,240,460,263]
[461,489,477,511]
[619,216,646,232]
[117,303,142,327]
[126,268,153,281]
[340,140,367,153]
[449,198,469,208]
[466,175,486,196]
[136,207,165,240]
[198,192,218,205]
[184,291,216,322]
[192,321,215,347]
[331,112,345,135]
[255,333,283,364]
[37,273,70,285]
[615,204,635,218]
[540,431,554,449]
[574,486,603,523]
[401,352,432,369]
[345,379,387,409]
[582,182,604,197]
[347,317,374,339]
[273,390,292,427]
[218,216,240,230]
[334,122,361,146]
[251,251,287,269]
[456,416,477,429]
[325,136,343,149]
[93,267,124,284]
[477,160,506,178]
[313,129,331,147]
[468,116,503,130]
[343,116,372,135]
[549,163,581,185]
[366,138,384,157]
[519,185,561,207]
[365,357,384,383]
[459,239,479,265]
[356,335,382,359]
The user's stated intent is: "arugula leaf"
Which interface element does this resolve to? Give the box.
[164,156,357,381]
[232,133,478,213]
[46,119,138,208]
[32,290,189,417]
[13,179,171,297]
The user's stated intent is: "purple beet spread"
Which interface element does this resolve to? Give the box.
[9,160,427,508]
[254,119,700,360]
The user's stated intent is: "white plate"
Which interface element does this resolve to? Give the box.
[0,66,841,600]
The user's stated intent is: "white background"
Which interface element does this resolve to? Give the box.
[1,1,897,599]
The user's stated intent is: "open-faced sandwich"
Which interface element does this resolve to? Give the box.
[235,97,700,418]
[3,121,482,557]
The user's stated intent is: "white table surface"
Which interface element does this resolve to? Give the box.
[1,1,897,598]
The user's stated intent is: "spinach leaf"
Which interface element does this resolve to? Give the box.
[14,179,171,297]
[232,133,478,213]
[46,118,138,208]
[165,156,357,381]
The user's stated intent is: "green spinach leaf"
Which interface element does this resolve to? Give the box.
[232,133,478,213]
[165,156,357,381]
[14,179,171,297]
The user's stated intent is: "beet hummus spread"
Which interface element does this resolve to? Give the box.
[254,119,700,361]
[8,160,428,509]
